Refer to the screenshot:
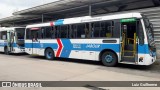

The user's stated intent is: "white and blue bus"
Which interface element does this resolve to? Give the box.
[0,27,25,54]
[25,13,156,66]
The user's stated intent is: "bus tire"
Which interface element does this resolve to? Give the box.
[45,48,54,60]
[4,47,9,55]
[101,51,117,67]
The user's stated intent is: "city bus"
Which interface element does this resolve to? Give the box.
[0,27,25,54]
[25,13,156,66]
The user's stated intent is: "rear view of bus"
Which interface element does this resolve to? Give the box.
[24,13,156,66]
[0,27,25,54]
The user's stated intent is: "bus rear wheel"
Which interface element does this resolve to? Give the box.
[45,48,54,60]
[101,51,117,67]
[4,47,10,55]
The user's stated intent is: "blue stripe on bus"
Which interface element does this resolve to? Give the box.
[25,43,58,49]
[25,43,120,51]
[138,44,150,54]
[0,42,7,47]
[0,43,24,50]
[60,39,72,58]
[0,43,17,47]
[25,42,120,58]
[25,43,150,55]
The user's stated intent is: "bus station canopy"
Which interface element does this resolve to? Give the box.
[0,0,159,26]
[13,0,113,15]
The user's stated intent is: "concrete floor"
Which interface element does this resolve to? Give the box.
[0,53,160,90]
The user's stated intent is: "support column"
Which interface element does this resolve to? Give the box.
[42,14,44,23]
[89,5,92,38]
[152,0,160,6]
[12,22,15,27]
[89,5,92,16]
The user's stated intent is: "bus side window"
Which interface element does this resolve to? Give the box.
[50,26,55,39]
[113,20,120,38]
[84,23,90,38]
[55,26,60,38]
[77,24,85,38]
[37,29,42,39]
[32,31,38,40]
[1,31,7,40]
[69,25,77,39]
[43,26,52,39]
[100,21,113,38]
[69,25,73,38]
[72,25,77,38]
[100,22,105,37]
[41,27,45,39]
[54,26,58,38]
[60,25,68,38]
[92,22,101,38]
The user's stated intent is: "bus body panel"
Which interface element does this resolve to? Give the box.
[25,39,155,65]
[0,27,25,54]
[25,39,120,61]
[25,13,156,66]
[26,13,142,28]
[0,40,6,52]
[136,19,156,65]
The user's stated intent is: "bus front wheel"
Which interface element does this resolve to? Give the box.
[101,51,117,67]
[45,48,54,60]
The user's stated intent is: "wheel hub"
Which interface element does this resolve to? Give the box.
[105,55,113,63]
[47,52,52,58]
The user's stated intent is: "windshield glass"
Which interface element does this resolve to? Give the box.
[15,28,25,40]
[142,16,155,47]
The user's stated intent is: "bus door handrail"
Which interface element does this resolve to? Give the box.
[125,33,136,57]
[121,33,125,56]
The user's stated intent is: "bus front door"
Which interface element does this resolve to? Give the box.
[120,20,138,63]
[7,30,14,53]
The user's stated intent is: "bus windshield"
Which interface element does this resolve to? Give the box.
[15,28,25,47]
[143,16,155,47]
[15,28,25,40]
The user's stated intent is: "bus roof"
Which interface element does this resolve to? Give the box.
[0,27,25,31]
[26,12,142,28]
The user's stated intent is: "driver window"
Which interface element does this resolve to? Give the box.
[1,31,7,40]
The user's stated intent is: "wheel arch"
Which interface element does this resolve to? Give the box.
[44,47,55,56]
[99,49,118,61]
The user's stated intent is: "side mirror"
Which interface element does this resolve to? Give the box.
[150,23,153,27]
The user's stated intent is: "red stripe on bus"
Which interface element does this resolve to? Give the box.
[50,22,54,26]
[56,39,63,57]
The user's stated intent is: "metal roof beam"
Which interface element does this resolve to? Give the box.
[152,0,160,6]
[118,5,128,11]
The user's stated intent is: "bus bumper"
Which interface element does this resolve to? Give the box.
[12,47,25,53]
[144,54,156,65]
